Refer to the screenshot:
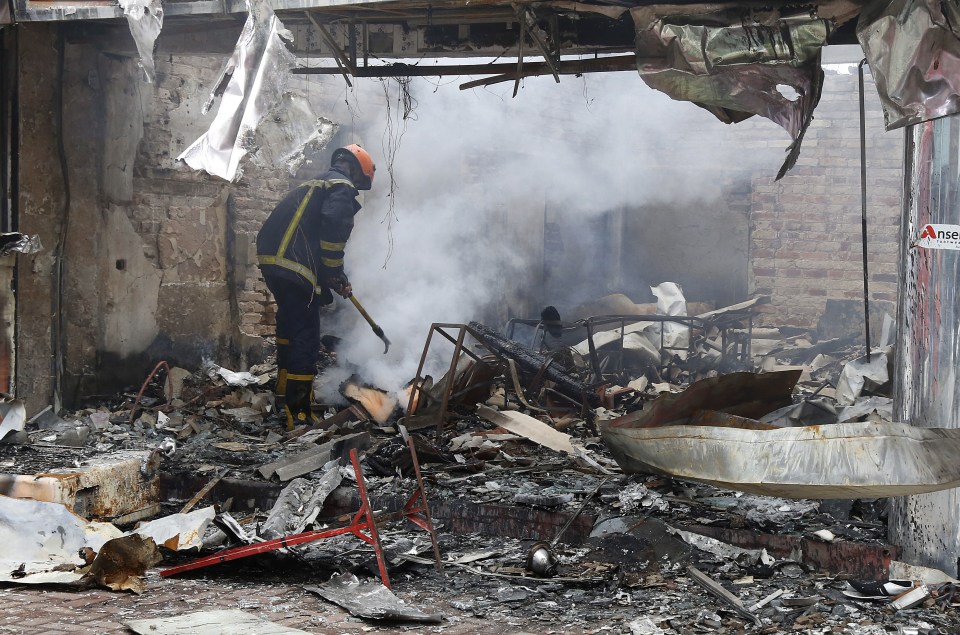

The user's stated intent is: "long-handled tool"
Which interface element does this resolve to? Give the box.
[348,294,391,354]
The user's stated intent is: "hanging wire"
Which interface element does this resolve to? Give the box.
[378,76,417,267]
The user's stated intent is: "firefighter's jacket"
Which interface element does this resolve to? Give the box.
[256,168,361,295]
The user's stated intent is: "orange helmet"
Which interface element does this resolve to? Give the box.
[332,144,375,190]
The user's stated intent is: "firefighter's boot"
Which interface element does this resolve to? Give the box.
[284,376,319,430]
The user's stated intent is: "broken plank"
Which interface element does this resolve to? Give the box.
[263,432,370,481]
[180,469,226,514]
[686,565,761,626]
[127,609,316,634]
[476,405,573,454]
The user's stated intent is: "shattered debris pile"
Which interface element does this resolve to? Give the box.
[2,290,959,633]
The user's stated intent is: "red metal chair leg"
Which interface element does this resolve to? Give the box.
[161,448,392,587]
[348,447,392,589]
[160,446,439,588]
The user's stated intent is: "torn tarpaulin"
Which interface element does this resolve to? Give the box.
[118,0,163,83]
[0,495,123,585]
[632,10,830,179]
[177,0,331,181]
[858,0,960,130]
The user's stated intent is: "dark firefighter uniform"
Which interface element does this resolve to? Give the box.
[256,167,360,426]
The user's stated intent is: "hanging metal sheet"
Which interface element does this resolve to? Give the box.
[118,0,163,82]
[602,418,960,499]
[177,0,297,181]
[632,10,831,179]
[857,0,960,130]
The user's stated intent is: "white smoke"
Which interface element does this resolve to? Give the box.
[292,65,790,393]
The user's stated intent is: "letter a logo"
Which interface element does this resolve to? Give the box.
[920,225,937,239]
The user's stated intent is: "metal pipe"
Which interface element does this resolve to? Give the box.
[858,58,872,361]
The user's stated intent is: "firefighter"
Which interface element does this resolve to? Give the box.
[256,144,376,428]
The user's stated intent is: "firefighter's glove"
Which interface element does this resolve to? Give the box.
[326,274,352,299]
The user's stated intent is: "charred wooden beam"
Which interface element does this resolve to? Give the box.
[291,53,637,78]
[468,321,600,406]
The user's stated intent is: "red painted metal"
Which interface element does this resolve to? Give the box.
[161,444,443,586]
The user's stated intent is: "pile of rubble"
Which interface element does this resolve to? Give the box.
[1,288,959,633]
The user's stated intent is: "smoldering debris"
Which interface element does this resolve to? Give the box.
[3,299,960,632]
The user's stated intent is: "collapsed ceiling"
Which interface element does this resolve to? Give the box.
[10,0,960,180]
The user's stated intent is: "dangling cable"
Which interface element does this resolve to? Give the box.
[858,58,872,362]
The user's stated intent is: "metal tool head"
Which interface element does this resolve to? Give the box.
[373,326,391,354]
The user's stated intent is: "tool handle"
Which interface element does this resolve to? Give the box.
[349,294,378,329]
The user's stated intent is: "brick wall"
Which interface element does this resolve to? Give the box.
[127,56,369,341]
[748,65,903,330]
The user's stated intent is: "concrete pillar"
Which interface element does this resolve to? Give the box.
[890,115,960,575]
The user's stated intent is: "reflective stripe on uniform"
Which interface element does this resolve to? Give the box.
[274,179,353,259]
[286,373,315,381]
[277,187,316,259]
[257,255,318,287]
[261,177,357,288]
[276,337,290,345]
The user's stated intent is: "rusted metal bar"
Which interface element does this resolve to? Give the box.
[406,326,435,416]
[459,54,637,90]
[436,327,467,437]
[404,431,443,572]
[519,5,560,83]
[129,360,171,424]
[512,14,525,97]
[291,54,638,83]
[305,11,355,87]
[179,469,227,514]
[434,326,484,364]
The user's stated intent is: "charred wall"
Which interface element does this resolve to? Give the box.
[15,23,62,412]
[1,27,14,395]
[13,30,311,413]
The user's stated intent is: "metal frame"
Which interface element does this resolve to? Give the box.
[405,323,487,436]
[506,312,754,385]
[161,444,442,589]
